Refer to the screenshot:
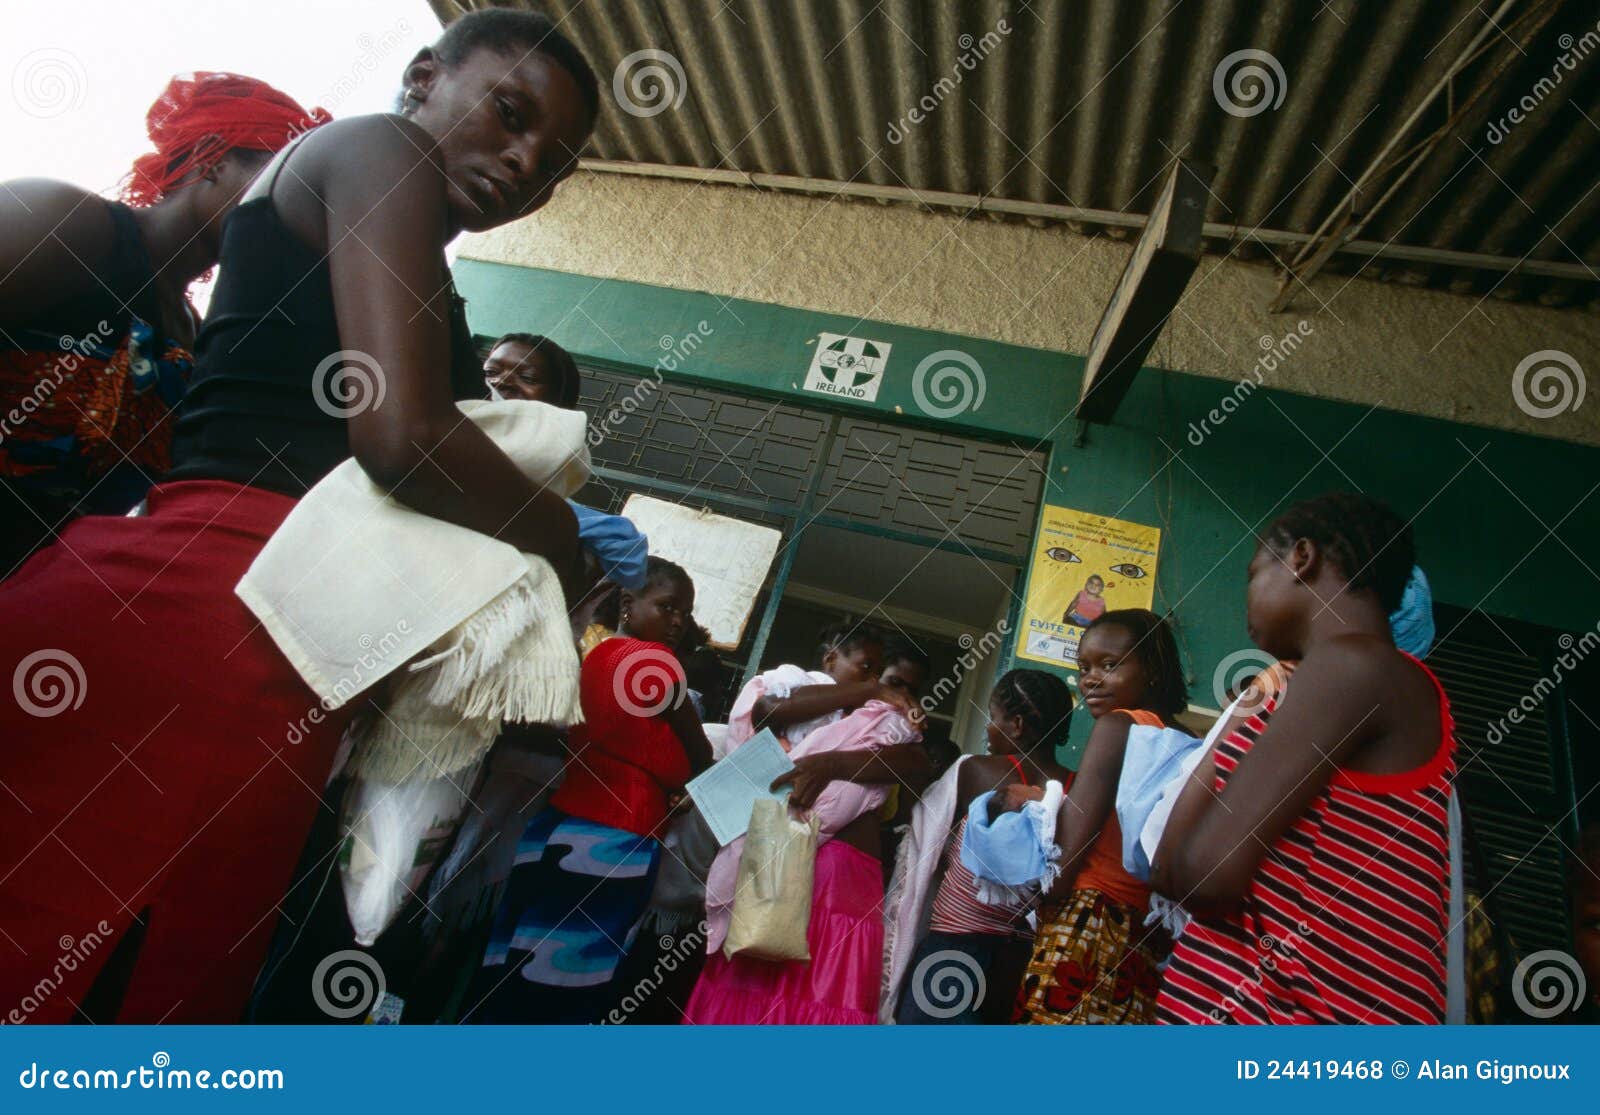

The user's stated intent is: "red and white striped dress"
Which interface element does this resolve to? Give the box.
[928,818,1035,938]
[1158,654,1456,1025]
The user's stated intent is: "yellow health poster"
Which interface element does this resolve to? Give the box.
[1015,504,1161,669]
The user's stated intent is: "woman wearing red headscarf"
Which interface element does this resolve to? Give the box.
[0,9,600,1024]
[0,72,329,574]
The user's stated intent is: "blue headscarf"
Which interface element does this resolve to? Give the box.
[568,501,649,590]
[1389,565,1434,658]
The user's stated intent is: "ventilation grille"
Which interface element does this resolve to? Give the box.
[579,369,829,508]
[816,417,1045,558]
[1428,608,1577,960]
[577,369,1045,559]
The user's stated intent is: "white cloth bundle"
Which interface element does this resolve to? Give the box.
[236,399,592,780]
[880,757,967,1023]
[341,757,484,946]
[1138,697,1241,940]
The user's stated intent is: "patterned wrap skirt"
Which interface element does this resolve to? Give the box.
[1014,887,1164,1024]
[463,808,661,1024]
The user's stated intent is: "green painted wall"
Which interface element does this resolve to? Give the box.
[454,257,1080,444]
[454,258,1600,756]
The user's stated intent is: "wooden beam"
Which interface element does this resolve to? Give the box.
[1074,159,1213,424]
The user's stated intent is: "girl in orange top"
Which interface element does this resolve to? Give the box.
[1006,608,1189,1023]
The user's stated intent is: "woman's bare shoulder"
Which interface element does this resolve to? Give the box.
[0,180,119,319]
[257,114,445,199]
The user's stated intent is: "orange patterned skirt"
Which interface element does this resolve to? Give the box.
[1014,887,1165,1024]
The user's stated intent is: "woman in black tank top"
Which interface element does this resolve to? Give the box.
[0,10,601,1023]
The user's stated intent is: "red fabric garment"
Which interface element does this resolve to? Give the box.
[549,636,690,837]
[121,72,330,206]
[0,481,350,1023]
[1157,658,1456,1025]
[928,818,1035,938]
[0,331,190,483]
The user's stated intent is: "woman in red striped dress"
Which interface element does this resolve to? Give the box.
[1153,493,1456,1024]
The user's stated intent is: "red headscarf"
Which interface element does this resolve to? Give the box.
[120,72,332,207]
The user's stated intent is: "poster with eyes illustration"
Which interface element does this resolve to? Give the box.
[1015,504,1161,669]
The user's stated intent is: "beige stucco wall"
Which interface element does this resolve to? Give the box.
[458,171,1599,447]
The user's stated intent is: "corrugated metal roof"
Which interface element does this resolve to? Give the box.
[431,0,1600,306]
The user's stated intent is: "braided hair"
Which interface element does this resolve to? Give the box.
[992,668,1075,751]
[1262,493,1415,614]
[1084,608,1189,718]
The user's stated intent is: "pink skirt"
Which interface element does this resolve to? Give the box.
[684,840,883,1025]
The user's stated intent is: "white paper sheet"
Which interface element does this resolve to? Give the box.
[686,728,795,846]
[619,495,782,649]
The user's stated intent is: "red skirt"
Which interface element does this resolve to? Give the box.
[0,481,350,1022]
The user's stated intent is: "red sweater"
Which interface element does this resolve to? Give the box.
[550,636,691,837]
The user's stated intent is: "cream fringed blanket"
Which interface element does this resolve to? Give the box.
[235,399,591,781]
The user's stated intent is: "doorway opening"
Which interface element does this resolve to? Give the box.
[568,363,1045,754]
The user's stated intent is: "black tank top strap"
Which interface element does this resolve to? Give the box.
[167,161,489,497]
[100,201,153,292]
[259,129,317,206]
[9,199,161,347]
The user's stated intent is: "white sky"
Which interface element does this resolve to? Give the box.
[2,0,442,194]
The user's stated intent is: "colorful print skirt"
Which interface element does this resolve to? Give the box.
[1014,888,1164,1024]
[464,808,661,1024]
